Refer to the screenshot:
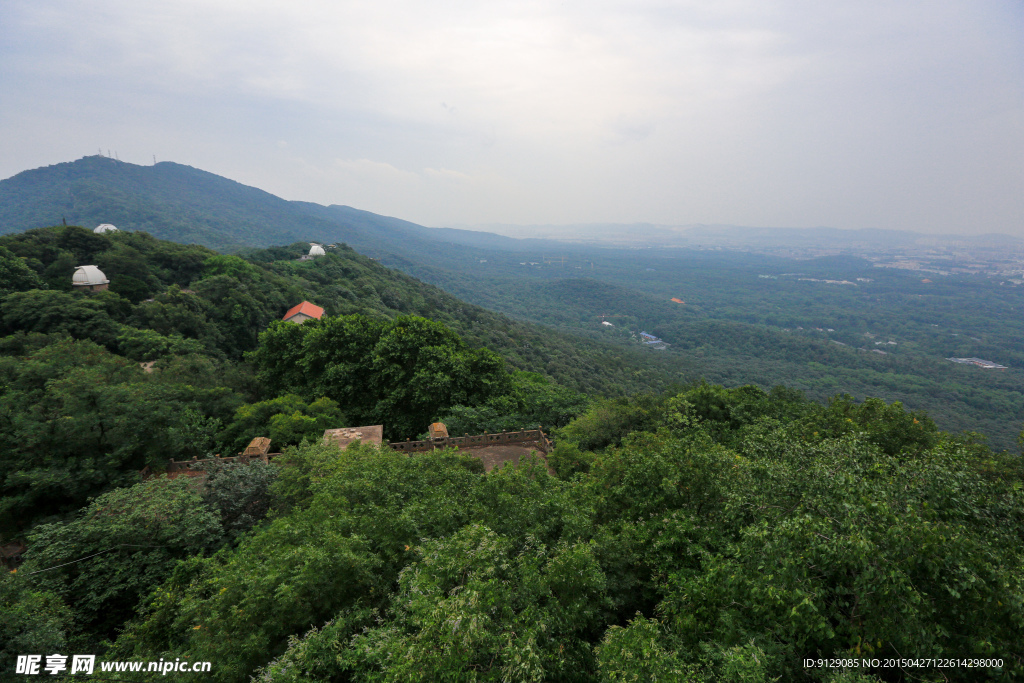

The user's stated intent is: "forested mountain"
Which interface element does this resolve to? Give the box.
[4,157,1023,451]
[0,156,412,252]
[0,156,558,261]
[0,225,679,532]
[0,224,1021,681]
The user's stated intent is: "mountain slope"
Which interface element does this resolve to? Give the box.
[0,157,415,252]
[0,156,570,259]
[4,157,1022,451]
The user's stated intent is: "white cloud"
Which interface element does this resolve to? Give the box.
[1,0,1022,233]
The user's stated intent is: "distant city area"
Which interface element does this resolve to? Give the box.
[467,223,1024,281]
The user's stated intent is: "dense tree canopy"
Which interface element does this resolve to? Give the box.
[2,226,1022,682]
[0,339,242,532]
[251,314,514,439]
[104,403,1023,682]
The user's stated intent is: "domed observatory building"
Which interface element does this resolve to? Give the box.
[300,243,326,260]
[94,224,119,234]
[72,265,110,292]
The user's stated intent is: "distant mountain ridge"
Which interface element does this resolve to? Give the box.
[6,156,1016,259]
[0,156,415,253]
[0,156,574,258]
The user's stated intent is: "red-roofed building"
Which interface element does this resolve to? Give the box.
[282,301,325,324]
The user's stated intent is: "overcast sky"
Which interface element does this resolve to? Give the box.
[2,0,1022,235]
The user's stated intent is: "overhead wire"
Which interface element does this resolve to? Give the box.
[21,545,169,576]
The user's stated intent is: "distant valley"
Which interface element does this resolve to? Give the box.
[2,156,1022,450]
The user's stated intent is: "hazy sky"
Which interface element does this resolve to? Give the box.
[2,0,1022,235]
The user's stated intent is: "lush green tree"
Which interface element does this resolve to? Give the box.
[252,315,513,439]
[20,477,224,645]
[201,254,260,281]
[0,245,44,294]
[436,371,589,436]
[116,326,208,361]
[193,273,289,357]
[661,382,814,448]
[0,573,72,674]
[217,394,345,454]
[1,289,128,348]
[557,393,665,452]
[0,339,242,531]
[333,525,608,682]
[266,397,345,448]
[547,441,596,480]
[202,461,279,543]
[807,395,939,455]
[130,285,225,350]
[595,615,699,682]
[168,406,224,461]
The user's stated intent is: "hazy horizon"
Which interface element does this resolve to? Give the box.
[3,0,1022,235]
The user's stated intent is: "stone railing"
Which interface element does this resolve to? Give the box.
[388,428,551,454]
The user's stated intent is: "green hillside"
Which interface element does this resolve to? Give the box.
[0,156,433,253]
[0,225,688,531]
[3,157,1023,451]
[1,226,1022,682]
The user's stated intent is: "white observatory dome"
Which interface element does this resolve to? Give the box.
[94,224,118,234]
[308,244,326,257]
[72,265,110,287]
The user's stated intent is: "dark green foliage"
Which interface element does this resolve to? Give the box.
[0,245,44,293]
[108,412,1024,682]
[594,615,696,681]
[218,395,346,453]
[251,315,514,439]
[0,574,72,674]
[202,461,279,542]
[20,477,224,646]
[116,326,208,361]
[546,441,596,480]
[661,382,814,449]
[334,525,609,682]
[129,285,226,354]
[556,393,665,451]
[0,339,243,532]
[1,289,129,348]
[809,394,939,455]
[436,371,590,436]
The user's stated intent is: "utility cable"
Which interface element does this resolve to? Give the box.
[21,545,169,576]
